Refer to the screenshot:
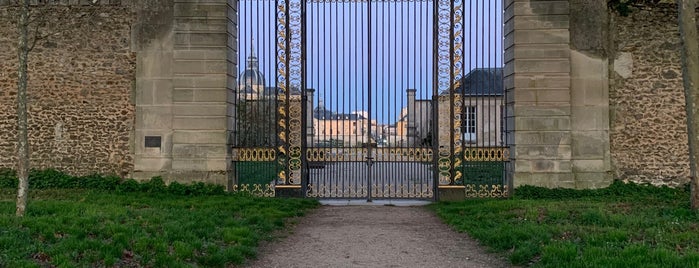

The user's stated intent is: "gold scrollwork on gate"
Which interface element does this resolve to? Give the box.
[232,148,277,162]
[371,184,434,199]
[306,184,368,198]
[464,184,509,198]
[305,183,434,199]
[305,148,433,162]
[232,184,276,197]
[275,0,303,185]
[462,147,510,162]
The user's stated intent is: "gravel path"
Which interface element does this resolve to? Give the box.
[247,205,509,268]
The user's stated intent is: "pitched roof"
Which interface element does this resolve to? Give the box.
[443,68,504,96]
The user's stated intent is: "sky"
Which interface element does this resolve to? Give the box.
[237,0,503,124]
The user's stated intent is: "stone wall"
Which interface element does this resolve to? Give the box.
[609,3,695,186]
[0,4,136,177]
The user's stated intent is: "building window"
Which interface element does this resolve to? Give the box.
[462,106,476,143]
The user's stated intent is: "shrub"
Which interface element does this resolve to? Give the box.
[167,181,189,195]
[79,173,121,190]
[116,179,140,193]
[29,168,76,189]
[0,168,17,188]
[0,169,231,196]
[514,180,689,200]
[140,176,167,193]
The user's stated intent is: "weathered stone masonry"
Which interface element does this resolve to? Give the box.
[610,3,697,186]
[0,0,235,185]
[0,4,136,177]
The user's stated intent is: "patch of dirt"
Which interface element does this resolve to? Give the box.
[246,205,509,268]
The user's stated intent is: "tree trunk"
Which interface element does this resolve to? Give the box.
[678,0,699,210]
[16,0,30,217]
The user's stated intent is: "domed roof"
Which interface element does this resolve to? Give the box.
[240,68,265,88]
[238,44,265,89]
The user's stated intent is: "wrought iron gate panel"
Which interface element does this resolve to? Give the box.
[232,0,509,199]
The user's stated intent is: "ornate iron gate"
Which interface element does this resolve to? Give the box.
[232,0,509,199]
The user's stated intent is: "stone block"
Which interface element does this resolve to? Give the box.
[173,76,227,88]
[194,89,228,102]
[134,156,171,172]
[571,131,609,159]
[174,49,227,60]
[135,79,174,105]
[536,89,571,103]
[511,15,570,31]
[515,116,570,131]
[574,172,613,189]
[514,159,532,172]
[172,158,228,171]
[530,159,572,173]
[511,89,538,102]
[571,107,609,131]
[516,144,572,160]
[513,74,570,89]
[135,106,173,130]
[513,172,575,189]
[514,29,570,45]
[511,1,570,17]
[572,159,609,173]
[506,44,570,62]
[571,78,609,106]
[172,116,227,130]
[172,131,227,144]
[514,105,570,117]
[135,79,155,105]
[173,104,226,116]
[137,50,173,77]
[542,132,572,145]
[174,33,228,47]
[614,52,633,79]
[571,50,608,78]
[514,59,570,73]
[172,144,227,158]
[173,89,194,102]
[173,89,227,102]
[152,80,174,105]
[174,18,227,32]
[174,3,227,18]
[172,60,227,74]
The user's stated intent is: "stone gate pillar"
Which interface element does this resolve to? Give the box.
[133,0,234,187]
[505,0,612,189]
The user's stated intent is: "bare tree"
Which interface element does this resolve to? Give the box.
[678,0,699,210]
[12,1,102,216]
[15,0,30,217]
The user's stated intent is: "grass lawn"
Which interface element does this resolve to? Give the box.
[0,188,318,267]
[432,181,699,267]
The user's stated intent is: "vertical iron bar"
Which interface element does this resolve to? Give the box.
[431,0,439,200]
[367,0,373,202]
[273,0,280,186]
[300,0,308,196]
[449,0,455,185]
